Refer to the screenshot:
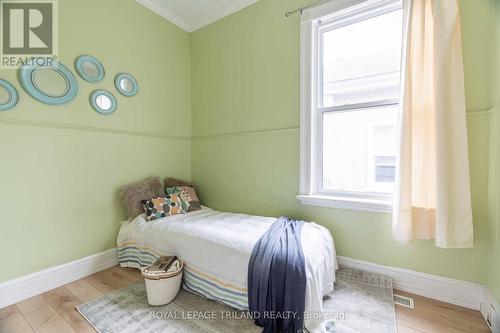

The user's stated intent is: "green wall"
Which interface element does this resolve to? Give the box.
[1,0,498,298]
[485,0,500,304]
[191,0,495,284]
[0,0,191,283]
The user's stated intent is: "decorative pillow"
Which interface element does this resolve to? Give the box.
[164,177,196,191]
[141,194,186,221]
[148,177,165,197]
[121,177,165,219]
[166,185,201,212]
[165,187,191,212]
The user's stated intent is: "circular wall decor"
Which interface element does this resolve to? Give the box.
[115,73,138,97]
[19,61,78,105]
[90,89,117,115]
[0,79,19,111]
[75,55,105,83]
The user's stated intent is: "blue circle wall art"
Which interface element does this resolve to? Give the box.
[75,55,105,83]
[0,79,19,111]
[19,60,78,105]
[90,89,117,115]
[115,73,138,97]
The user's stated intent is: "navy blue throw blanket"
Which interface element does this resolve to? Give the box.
[248,217,307,333]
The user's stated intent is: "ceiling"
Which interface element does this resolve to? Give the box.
[136,0,260,33]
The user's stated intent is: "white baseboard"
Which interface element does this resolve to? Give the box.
[0,247,496,330]
[337,256,486,311]
[482,288,500,333]
[0,248,118,309]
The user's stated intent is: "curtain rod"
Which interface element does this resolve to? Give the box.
[285,0,327,17]
[285,0,372,17]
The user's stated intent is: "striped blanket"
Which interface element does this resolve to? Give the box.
[119,241,249,309]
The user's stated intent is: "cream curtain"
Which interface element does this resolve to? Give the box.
[392,0,473,248]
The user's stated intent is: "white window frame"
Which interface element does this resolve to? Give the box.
[297,0,403,213]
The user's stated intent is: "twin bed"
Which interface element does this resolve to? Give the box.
[117,206,337,333]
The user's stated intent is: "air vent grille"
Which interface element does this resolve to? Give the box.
[394,294,414,308]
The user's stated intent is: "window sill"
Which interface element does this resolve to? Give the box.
[296,194,392,213]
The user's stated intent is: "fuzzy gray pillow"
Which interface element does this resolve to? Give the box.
[164,177,196,191]
[122,177,164,219]
[148,177,165,198]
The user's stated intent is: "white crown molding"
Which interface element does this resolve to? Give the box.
[0,248,118,309]
[337,255,486,311]
[136,0,193,32]
[190,0,260,32]
[136,0,260,33]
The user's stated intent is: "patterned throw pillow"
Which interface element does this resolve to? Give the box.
[163,177,201,212]
[141,194,186,221]
[165,187,191,212]
[166,186,201,212]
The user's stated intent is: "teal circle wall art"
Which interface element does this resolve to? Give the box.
[115,73,138,97]
[75,55,105,83]
[0,79,19,111]
[90,89,117,115]
[19,60,78,105]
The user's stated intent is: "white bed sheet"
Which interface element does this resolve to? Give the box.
[117,207,337,333]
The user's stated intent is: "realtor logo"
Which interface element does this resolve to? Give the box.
[1,0,58,69]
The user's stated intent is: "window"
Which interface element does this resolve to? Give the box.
[298,0,403,212]
[375,156,396,183]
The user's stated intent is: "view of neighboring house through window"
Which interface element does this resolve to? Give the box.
[319,2,402,198]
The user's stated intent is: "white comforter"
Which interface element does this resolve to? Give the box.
[117,207,337,333]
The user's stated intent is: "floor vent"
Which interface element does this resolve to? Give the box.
[394,294,414,309]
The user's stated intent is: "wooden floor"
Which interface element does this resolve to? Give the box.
[0,266,490,333]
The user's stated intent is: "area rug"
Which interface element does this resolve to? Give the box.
[323,268,396,333]
[77,268,396,333]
